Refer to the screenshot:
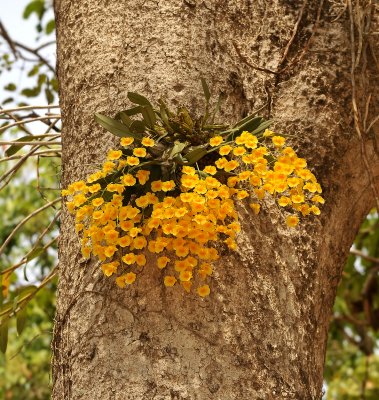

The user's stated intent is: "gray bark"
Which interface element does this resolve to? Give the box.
[52,1,379,399]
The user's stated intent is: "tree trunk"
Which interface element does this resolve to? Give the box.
[52,1,379,399]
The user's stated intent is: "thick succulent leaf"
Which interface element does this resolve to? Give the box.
[141,106,156,128]
[184,145,208,164]
[130,120,146,134]
[178,107,194,129]
[173,153,187,165]
[168,142,187,160]
[251,119,273,135]
[127,92,153,107]
[201,78,211,102]
[116,111,132,126]
[210,93,224,123]
[123,106,144,116]
[95,113,142,139]
[159,99,174,118]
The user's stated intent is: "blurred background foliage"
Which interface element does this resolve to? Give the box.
[0,1,378,399]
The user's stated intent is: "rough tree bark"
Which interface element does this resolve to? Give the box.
[52,1,378,399]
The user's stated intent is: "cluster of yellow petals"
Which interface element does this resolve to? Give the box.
[208,130,324,222]
[62,129,324,298]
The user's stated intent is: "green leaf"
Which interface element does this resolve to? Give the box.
[201,78,211,102]
[233,113,260,129]
[95,113,142,140]
[168,142,187,160]
[4,135,51,157]
[21,87,41,97]
[178,107,194,130]
[130,120,145,134]
[251,119,273,135]
[116,111,132,126]
[159,101,173,133]
[45,19,55,34]
[2,97,14,105]
[127,92,153,107]
[38,74,47,87]
[45,88,54,104]
[16,307,28,335]
[0,319,8,353]
[27,64,40,77]
[210,93,224,124]
[23,0,45,20]
[123,106,144,116]
[239,116,264,133]
[159,99,174,118]
[0,276,3,307]
[26,247,45,261]
[4,83,16,92]
[184,145,208,164]
[173,153,187,165]
[15,285,38,301]
[51,78,59,92]
[141,106,156,129]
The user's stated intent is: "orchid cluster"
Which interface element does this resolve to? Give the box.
[62,84,323,297]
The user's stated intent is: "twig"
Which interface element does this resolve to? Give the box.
[0,141,61,146]
[13,40,55,74]
[0,116,61,132]
[0,198,61,258]
[350,248,379,264]
[0,20,19,59]
[0,265,58,319]
[279,0,308,67]
[10,330,53,360]
[0,105,60,114]
[35,41,56,52]
[0,150,61,162]
[279,0,325,74]
[232,41,278,75]
[1,235,59,276]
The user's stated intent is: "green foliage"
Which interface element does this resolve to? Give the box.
[96,87,270,166]
[0,284,55,400]
[325,210,379,399]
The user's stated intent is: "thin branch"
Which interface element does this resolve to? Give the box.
[0,150,61,163]
[10,330,53,360]
[350,248,379,264]
[0,115,61,132]
[366,113,379,132]
[13,40,55,74]
[0,141,61,146]
[0,198,61,258]
[0,105,60,114]
[35,40,56,52]
[0,20,19,59]
[0,265,58,319]
[1,235,59,276]
[0,19,55,74]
